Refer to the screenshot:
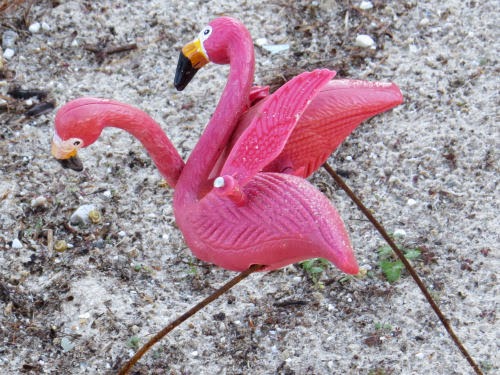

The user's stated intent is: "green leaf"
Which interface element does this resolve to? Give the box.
[404,248,421,260]
[380,260,405,282]
[309,266,325,274]
[377,245,393,260]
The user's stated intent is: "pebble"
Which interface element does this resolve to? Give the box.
[419,18,430,27]
[3,48,15,60]
[393,228,407,238]
[61,337,75,353]
[11,238,23,249]
[102,190,112,198]
[29,22,41,34]
[415,352,425,360]
[2,30,18,49]
[359,1,373,10]
[31,195,48,208]
[355,34,376,49]
[255,37,268,47]
[70,204,97,225]
[41,22,51,31]
[407,198,417,206]
[262,44,290,54]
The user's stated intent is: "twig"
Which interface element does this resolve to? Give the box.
[118,264,264,375]
[322,162,483,375]
[84,43,137,63]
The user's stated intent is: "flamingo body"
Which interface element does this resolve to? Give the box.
[180,172,357,272]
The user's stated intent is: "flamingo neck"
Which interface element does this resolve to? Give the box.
[177,32,255,202]
[89,102,183,187]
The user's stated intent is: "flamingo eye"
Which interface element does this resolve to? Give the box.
[73,140,81,146]
[199,26,212,41]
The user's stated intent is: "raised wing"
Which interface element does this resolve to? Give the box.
[264,79,403,177]
[219,69,335,186]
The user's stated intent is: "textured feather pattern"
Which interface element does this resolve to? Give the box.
[185,173,357,273]
[265,79,403,177]
[220,69,335,186]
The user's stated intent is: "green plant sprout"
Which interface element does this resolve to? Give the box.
[377,244,421,282]
[299,258,330,287]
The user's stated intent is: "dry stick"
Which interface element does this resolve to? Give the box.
[118,264,264,375]
[322,163,483,375]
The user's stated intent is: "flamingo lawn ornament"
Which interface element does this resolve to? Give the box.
[172,16,403,274]
[50,17,401,274]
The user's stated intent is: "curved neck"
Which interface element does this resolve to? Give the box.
[176,32,255,202]
[93,102,184,187]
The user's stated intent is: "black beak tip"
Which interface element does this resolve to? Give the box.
[58,155,84,172]
[174,52,198,91]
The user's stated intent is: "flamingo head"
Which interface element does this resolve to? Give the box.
[174,17,250,91]
[51,98,105,171]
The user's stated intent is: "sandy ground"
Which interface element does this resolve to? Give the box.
[0,1,498,374]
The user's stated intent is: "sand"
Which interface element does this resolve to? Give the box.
[0,1,498,374]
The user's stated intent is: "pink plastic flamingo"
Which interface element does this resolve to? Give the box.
[172,17,402,273]
[51,17,402,275]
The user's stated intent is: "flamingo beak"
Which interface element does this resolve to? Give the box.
[174,38,209,91]
[51,136,84,172]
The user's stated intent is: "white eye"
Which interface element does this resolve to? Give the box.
[198,25,212,41]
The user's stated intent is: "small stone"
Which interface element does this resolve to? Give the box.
[41,22,51,31]
[355,34,376,49]
[11,238,22,249]
[419,18,430,27]
[4,301,13,315]
[88,209,102,224]
[2,30,18,49]
[94,239,105,249]
[31,196,48,208]
[262,44,290,54]
[3,48,15,60]
[255,37,268,47]
[54,240,68,252]
[70,204,96,225]
[407,198,417,206]
[394,229,407,238]
[359,1,373,10]
[61,337,75,353]
[28,22,41,34]
[345,155,353,161]
[118,230,127,237]
[102,190,112,198]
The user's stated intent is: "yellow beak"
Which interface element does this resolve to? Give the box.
[51,137,77,159]
[182,38,209,69]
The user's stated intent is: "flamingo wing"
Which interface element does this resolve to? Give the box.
[220,69,335,187]
[187,172,358,274]
[264,79,404,177]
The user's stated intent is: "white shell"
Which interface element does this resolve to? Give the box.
[355,34,376,49]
